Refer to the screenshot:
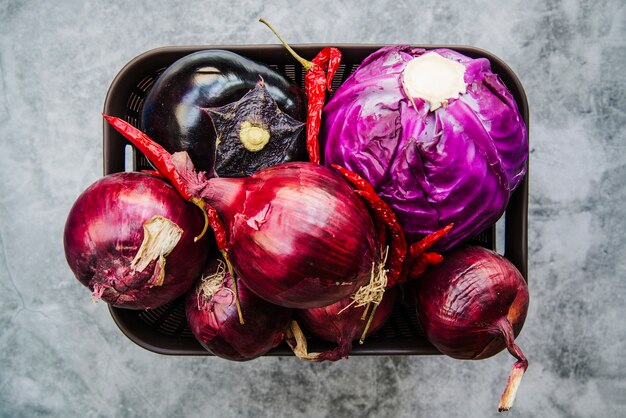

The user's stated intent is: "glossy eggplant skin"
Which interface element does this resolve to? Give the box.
[140,50,307,174]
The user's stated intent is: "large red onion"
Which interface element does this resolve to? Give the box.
[414,245,529,411]
[64,172,209,309]
[173,155,380,309]
[289,286,398,361]
[186,257,291,361]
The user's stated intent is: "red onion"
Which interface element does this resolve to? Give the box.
[174,155,380,309]
[64,172,209,309]
[186,257,291,361]
[288,286,398,361]
[414,245,529,411]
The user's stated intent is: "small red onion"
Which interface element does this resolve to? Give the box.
[289,286,398,361]
[414,245,529,411]
[185,257,291,361]
[64,172,209,309]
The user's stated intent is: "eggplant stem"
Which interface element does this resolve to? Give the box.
[359,302,379,344]
[221,250,244,325]
[190,197,209,242]
[258,18,312,70]
[496,318,528,412]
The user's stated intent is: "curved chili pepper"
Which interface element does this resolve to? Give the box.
[409,252,444,278]
[303,48,342,164]
[259,19,341,165]
[105,115,245,323]
[331,164,407,286]
[409,223,454,258]
[407,223,454,278]
[104,114,212,242]
[140,169,166,179]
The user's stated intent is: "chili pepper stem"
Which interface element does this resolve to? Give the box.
[221,250,244,325]
[190,197,210,242]
[258,18,312,70]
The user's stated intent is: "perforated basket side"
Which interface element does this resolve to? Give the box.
[103,44,528,356]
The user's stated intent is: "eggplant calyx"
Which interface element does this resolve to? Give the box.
[203,81,305,177]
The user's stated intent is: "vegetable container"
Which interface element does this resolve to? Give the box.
[102,44,529,356]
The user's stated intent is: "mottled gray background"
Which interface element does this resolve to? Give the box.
[1,0,624,417]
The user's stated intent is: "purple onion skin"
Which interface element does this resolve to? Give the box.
[415,246,528,360]
[197,162,379,309]
[296,286,398,361]
[64,172,209,309]
[321,46,528,251]
[185,259,291,361]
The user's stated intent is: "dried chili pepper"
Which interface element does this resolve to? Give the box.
[104,115,212,242]
[302,48,341,164]
[410,252,444,278]
[259,18,341,164]
[331,164,407,286]
[409,223,454,259]
[140,169,166,179]
[105,114,244,323]
[407,223,454,278]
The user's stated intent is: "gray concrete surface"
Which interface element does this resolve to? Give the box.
[1,0,624,416]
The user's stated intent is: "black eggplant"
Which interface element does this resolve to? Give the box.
[140,50,307,175]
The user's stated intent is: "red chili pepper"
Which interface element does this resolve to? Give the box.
[259,19,341,165]
[406,223,453,279]
[140,169,166,179]
[331,164,407,286]
[410,252,444,278]
[303,47,341,164]
[409,223,454,259]
[206,206,228,251]
[104,114,213,242]
[105,115,193,200]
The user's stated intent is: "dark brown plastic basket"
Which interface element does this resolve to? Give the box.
[102,44,529,356]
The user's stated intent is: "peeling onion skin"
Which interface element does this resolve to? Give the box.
[184,161,379,309]
[63,172,209,310]
[185,258,292,361]
[414,245,529,410]
[296,286,398,361]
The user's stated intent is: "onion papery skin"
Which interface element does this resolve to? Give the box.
[415,245,528,359]
[64,172,209,309]
[185,258,292,361]
[297,286,398,361]
[202,162,379,309]
[321,46,528,251]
